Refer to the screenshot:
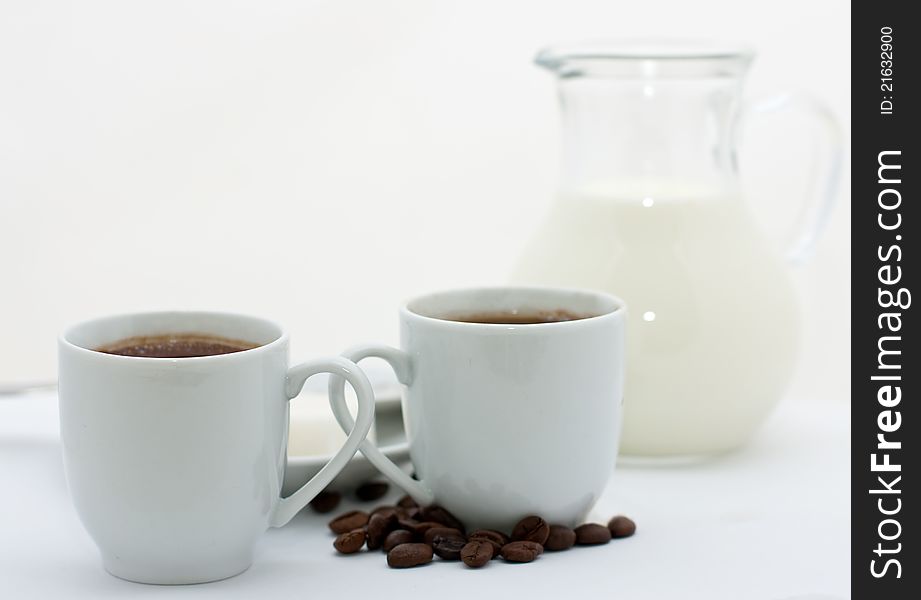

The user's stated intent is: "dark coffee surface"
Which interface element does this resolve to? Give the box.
[445,309,592,324]
[97,334,258,358]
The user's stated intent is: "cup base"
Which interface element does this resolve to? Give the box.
[102,553,252,585]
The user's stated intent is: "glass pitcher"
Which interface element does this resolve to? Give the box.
[511,41,841,457]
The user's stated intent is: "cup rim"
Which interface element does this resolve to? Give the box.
[59,310,288,363]
[400,285,625,330]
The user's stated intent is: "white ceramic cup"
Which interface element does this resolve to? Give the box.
[328,287,625,531]
[58,312,375,584]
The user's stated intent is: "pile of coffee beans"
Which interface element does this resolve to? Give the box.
[321,483,636,569]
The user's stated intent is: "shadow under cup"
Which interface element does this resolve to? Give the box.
[398,287,625,530]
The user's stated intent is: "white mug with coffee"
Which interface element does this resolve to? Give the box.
[58,311,375,584]
[328,287,625,531]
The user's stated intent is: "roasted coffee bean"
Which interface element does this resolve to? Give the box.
[544,525,576,551]
[432,536,467,560]
[511,516,550,545]
[423,527,465,546]
[574,523,612,545]
[329,510,370,534]
[387,543,433,568]
[333,529,366,554]
[397,495,418,509]
[356,481,390,502]
[396,517,421,532]
[419,505,465,531]
[394,506,420,519]
[309,490,342,514]
[383,529,415,552]
[410,521,444,538]
[460,540,493,568]
[467,529,508,557]
[366,512,399,550]
[395,506,420,520]
[371,505,399,519]
[607,515,636,538]
[500,541,543,563]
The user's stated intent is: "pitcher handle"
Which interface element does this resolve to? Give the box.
[744,92,844,264]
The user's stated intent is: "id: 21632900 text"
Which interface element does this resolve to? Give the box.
[880,26,894,114]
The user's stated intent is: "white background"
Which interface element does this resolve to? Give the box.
[0,0,850,403]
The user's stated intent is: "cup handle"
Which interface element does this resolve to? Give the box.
[270,357,375,527]
[742,91,844,265]
[327,344,436,506]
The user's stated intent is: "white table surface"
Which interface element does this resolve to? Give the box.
[0,390,849,600]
